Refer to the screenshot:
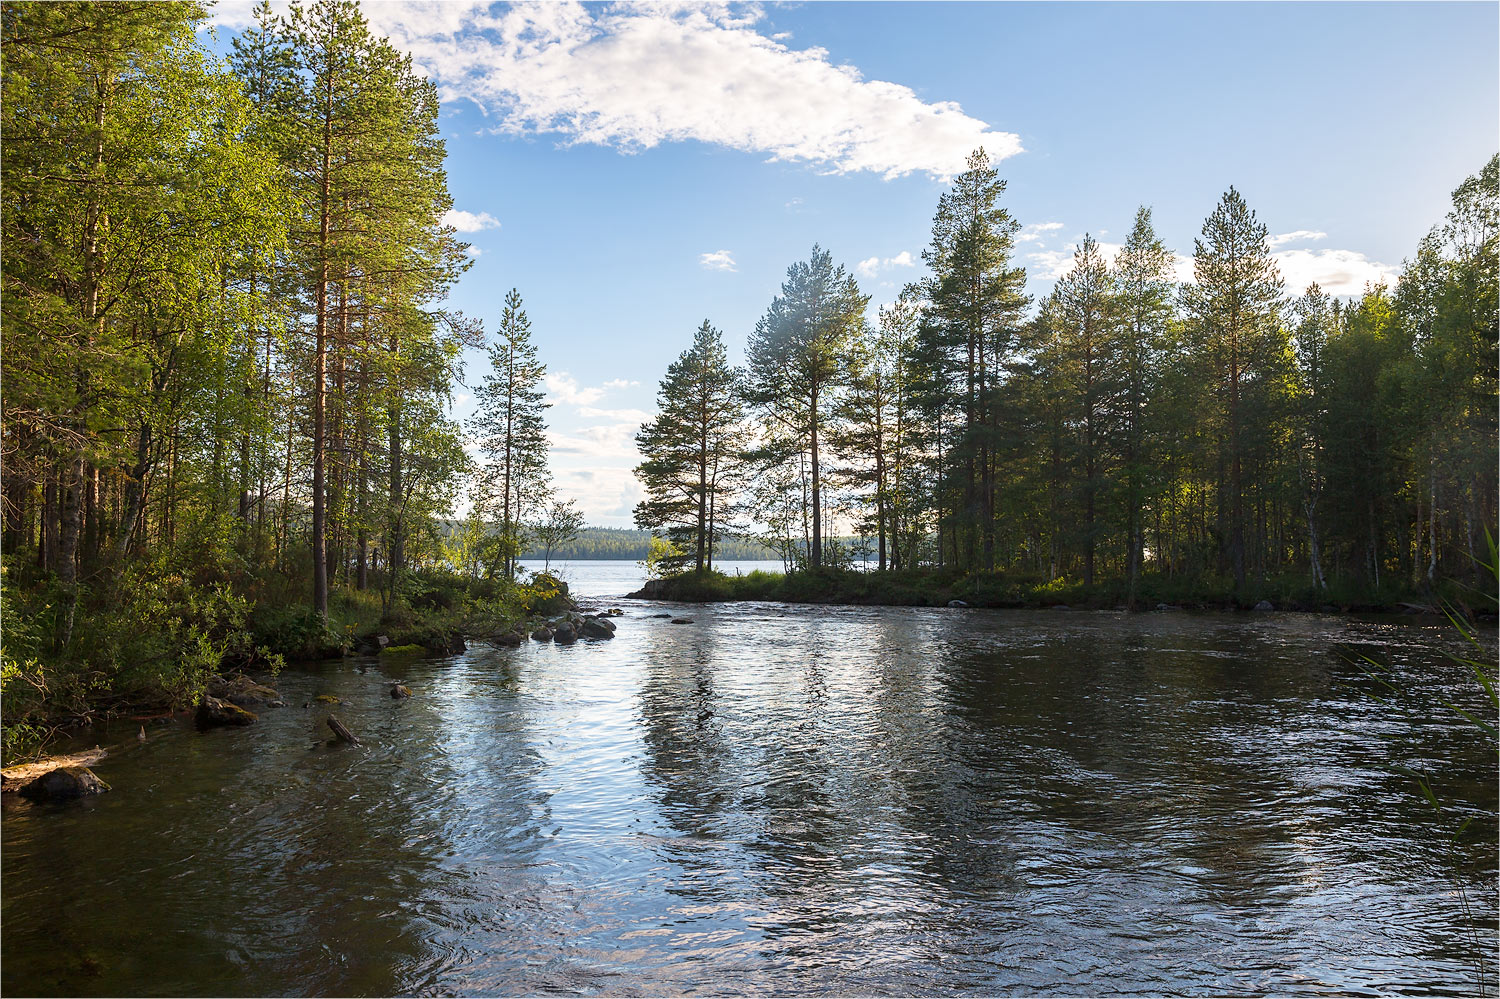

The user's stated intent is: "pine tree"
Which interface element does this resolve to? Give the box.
[1182,187,1286,589]
[919,148,1029,569]
[1048,234,1117,585]
[635,321,749,573]
[469,289,549,580]
[1112,207,1175,601]
[1291,283,1335,589]
[746,248,867,569]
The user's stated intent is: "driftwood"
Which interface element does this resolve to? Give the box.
[2,747,108,793]
[326,715,359,745]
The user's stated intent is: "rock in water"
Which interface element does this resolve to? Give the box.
[207,674,281,709]
[1253,600,1275,612]
[669,618,694,625]
[553,624,577,644]
[581,617,615,640]
[946,600,969,608]
[390,684,412,699]
[20,767,110,800]
[196,695,258,729]
[493,629,524,647]
[532,627,554,642]
[327,715,359,744]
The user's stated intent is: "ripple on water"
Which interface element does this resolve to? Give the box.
[2,603,1495,996]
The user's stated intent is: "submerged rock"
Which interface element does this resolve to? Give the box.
[670,617,694,625]
[19,767,109,801]
[196,695,258,729]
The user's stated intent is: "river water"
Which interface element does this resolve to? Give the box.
[3,563,1495,996]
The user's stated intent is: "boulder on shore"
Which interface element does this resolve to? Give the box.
[19,766,109,801]
[631,579,669,600]
[196,695,258,729]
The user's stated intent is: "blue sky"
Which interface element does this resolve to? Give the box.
[208,1,1499,526]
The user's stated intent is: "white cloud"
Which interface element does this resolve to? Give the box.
[855,251,916,279]
[547,424,638,459]
[602,378,639,389]
[465,246,483,258]
[362,2,1021,180]
[1267,229,1327,249]
[1029,240,1194,283]
[1271,247,1397,297]
[578,406,652,423]
[700,249,737,272]
[549,466,644,526]
[1032,234,1391,297]
[442,208,502,232]
[1017,221,1065,243]
[545,372,606,406]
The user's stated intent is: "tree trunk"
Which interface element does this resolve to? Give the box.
[809,383,821,569]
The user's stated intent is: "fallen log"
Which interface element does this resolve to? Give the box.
[1,747,108,793]
[327,715,359,745]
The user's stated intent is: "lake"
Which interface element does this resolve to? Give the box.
[3,562,1495,996]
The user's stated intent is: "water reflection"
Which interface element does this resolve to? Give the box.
[3,604,1495,996]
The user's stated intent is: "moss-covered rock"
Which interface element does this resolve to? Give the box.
[195,695,257,729]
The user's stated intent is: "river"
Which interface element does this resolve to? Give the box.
[3,562,1495,996]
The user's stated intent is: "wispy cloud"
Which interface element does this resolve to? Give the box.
[700,249,737,272]
[1017,221,1065,243]
[357,2,1020,180]
[1267,229,1327,249]
[442,208,502,232]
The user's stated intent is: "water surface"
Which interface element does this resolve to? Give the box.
[4,568,1495,996]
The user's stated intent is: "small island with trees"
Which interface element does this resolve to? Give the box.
[631,152,1497,614]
